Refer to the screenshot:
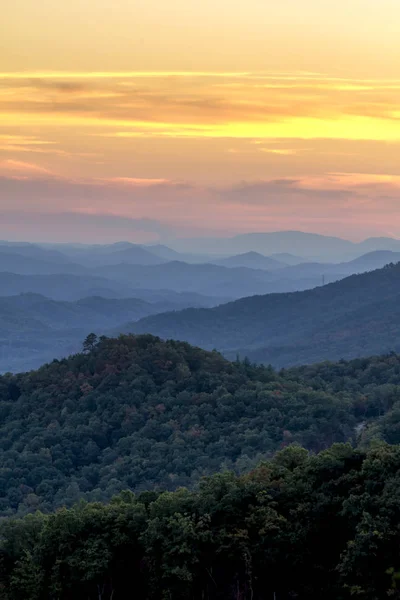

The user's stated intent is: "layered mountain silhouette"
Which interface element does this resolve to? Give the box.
[130,262,400,367]
[169,231,400,261]
[1,236,400,372]
[2,241,400,301]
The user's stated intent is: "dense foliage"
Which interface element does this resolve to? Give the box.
[2,443,400,599]
[1,335,400,517]
[132,262,400,367]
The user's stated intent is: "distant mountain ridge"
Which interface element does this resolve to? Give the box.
[1,241,400,302]
[211,251,285,270]
[0,250,86,276]
[130,262,400,367]
[269,252,305,265]
[0,293,176,332]
[92,260,292,298]
[39,242,167,267]
[0,242,71,263]
[0,292,222,373]
[168,230,400,261]
[5,231,400,264]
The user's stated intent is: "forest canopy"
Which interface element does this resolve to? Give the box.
[0,334,400,517]
[2,443,400,599]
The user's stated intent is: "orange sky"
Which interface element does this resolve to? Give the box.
[1,0,400,242]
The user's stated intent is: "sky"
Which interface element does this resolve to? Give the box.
[1,0,400,243]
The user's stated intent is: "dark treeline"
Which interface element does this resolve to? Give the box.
[1,442,400,599]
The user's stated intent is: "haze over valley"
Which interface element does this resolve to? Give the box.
[2,233,400,372]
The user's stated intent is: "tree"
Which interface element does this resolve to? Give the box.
[83,333,98,353]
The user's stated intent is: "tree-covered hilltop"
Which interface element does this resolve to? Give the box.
[2,442,400,599]
[2,334,400,517]
[131,262,400,367]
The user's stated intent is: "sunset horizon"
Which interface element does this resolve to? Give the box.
[2,0,400,242]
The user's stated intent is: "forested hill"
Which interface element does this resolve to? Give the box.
[2,334,400,517]
[130,261,400,366]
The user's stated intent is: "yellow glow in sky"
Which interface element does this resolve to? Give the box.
[1,0,400,240]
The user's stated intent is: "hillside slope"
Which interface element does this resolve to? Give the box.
[1,334,400,517]
[131,262,400,366]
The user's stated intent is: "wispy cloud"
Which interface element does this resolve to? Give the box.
[2,72,400,140]
[259,148,298,155]
[0,159,52,175]
[1,71,400,239]
[95,177,171,186]
[0,134,55,146]
[0,71,252,80]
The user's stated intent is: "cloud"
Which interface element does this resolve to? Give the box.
[259,148,298,155]
[0,134,54,146]
[97,177,171,186]
[1,173,400,242]
[1,71,400,242]
[0,159,52,175]
[0,71,251,80]
[2,72,400,140]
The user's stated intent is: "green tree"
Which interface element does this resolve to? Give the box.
[83,333,98,353]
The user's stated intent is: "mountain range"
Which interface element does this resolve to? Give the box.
[6,231,400,265]
[1,234,400,372]
[2,242,400,301]
[130,262,400,367]
[168,231,400,260]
